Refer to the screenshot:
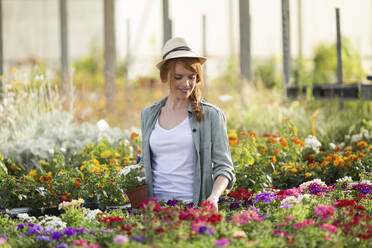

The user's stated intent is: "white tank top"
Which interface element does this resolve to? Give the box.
[149,116,194,202]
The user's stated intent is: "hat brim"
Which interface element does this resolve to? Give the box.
[156,51,207,70]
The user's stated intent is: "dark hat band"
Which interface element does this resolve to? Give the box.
[162,46,191,59]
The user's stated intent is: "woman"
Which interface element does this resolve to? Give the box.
[139,37,235,210]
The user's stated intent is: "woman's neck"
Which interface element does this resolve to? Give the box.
[165,95,190,111]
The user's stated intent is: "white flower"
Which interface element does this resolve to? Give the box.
[37,187,47,197]
[329,143,336,150]
[39,216,66,230]
[304,135,321,153]
[360,180,371,185]
[119,164,141,177]
[299,179,326,189]
[85,209,102,220]
[97,119,110,132]
[351,133,363,143]
[17,213,37,222]
[336,176,353,183]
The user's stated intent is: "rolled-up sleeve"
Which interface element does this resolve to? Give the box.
[210,109,235,190]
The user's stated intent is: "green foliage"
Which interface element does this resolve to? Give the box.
[312,37,365,84]
[254,57,282,89]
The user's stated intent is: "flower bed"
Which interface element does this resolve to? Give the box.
[0,178,370,247]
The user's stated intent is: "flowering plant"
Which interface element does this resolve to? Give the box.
[119,164,146,191]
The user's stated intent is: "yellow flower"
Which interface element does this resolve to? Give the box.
[305,172,311,178]
[27,169,37,177]
[116,166,122,172]
[46,171,52,177]
[89,194,94,198]
[114,152,120,157]
[40,160,47,165]
[228,132,238,146]
[0,153,4,161]
[290,168,297,173]
[12,68,18,73]
[101,150,111,158]
[80,165,85,171]
[357,140,368,149]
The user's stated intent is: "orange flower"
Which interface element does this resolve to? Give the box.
[249,131,258,138]
[241,131,248,137]
[291,137,305,147]
[74,182,81,188]
[271,156,277,164]
[130,132,139,140]
[279,137,288,147]
[109,179,115,183]
[344,151,351,156]
[334,146,342,152]
[305,172,311,178]
[40,176,45,182]
[273,148,280,155]
[358,153,364,158]
[109,158,117,164]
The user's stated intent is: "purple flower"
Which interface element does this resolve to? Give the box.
[36,235,51,242]
[90,230,95,235]
[242,199,253,207]
[255,192,276,203]
[131,236,147,243]
[341,182,348,188]
[218,198,230,203]
[55,243,68,248]
[215,238,230,247]
[17,223,25,230]
[114,234,129,244]
[186,202,195,209]
[208,227,214,235]
[166,200,179,206]
[26,225,43,235]
[259,213,267,218]
[64,227,76,236]
[198,226,208,234]
[27,223,35,227]
[280,202,293,209]
[76,228,87,233]
[52,231,64,240]
[229,202,240,211]
[360,188,371,195]
[0,234,7,239]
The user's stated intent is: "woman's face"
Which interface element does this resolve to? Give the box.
[168,62,197,100]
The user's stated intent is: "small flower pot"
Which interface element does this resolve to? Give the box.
[125,184,147,208]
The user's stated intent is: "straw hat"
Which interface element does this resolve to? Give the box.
[156,37,207,70]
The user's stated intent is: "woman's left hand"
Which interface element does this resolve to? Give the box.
[206,195,219,211]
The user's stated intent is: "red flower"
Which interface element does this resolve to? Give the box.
[154,227,165,233]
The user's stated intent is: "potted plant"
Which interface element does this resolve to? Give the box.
[119,164,147,208]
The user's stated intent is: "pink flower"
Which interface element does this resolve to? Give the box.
[85,245,101,248]
[276,222,288,226]
[273,229,286,237]
[323,235,332,240]
[284,216,296,221]
[215,238,230,247]
[0,238,7,245]
[294,220,315,229]
[314,205,335,222]
[72,240,88,247]
[114,235,129,244]
[320,224,339,233]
